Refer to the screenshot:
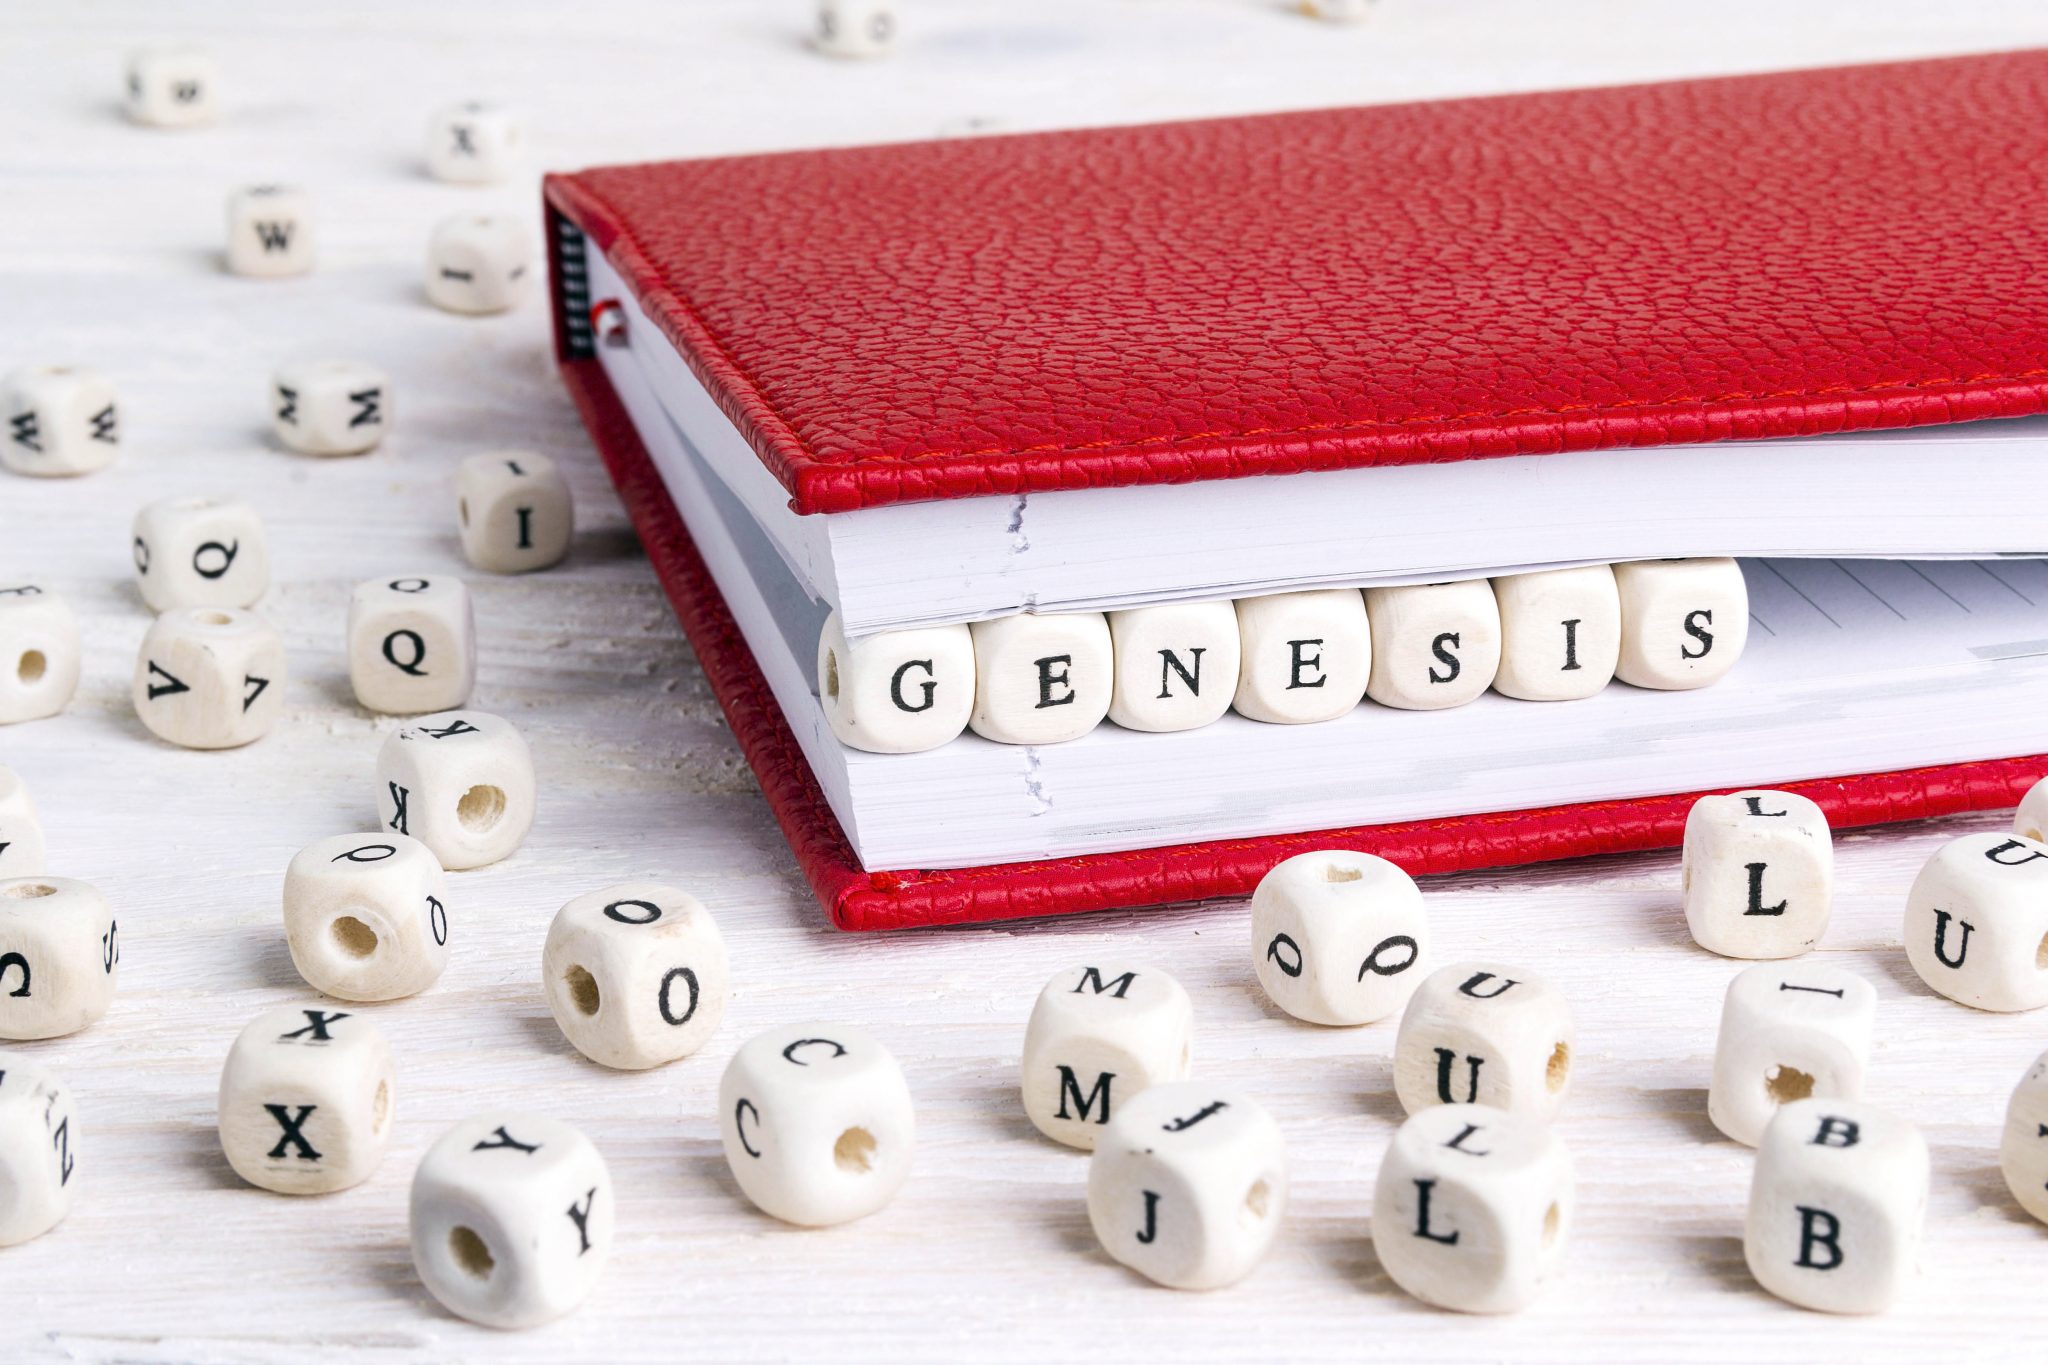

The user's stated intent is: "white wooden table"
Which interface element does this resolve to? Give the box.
[8,2,2048,1359]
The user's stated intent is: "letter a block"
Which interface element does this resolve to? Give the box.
[1393,964,1573,1122]
[1020,964,1194,1150]
[1682,790,1833,959]
[1904,832,2048,1012]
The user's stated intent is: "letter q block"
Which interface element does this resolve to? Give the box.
[1250,849,1427,1026]
[347,576,476,715]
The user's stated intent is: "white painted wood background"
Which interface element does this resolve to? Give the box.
[7,1,2048,1359]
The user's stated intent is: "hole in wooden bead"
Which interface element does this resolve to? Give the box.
[449,1225,495,1280]
[197,611,234,626]
[2037,931,2048,971]
[458,497,470,528]
[1321,863,1362,884]
[1764,1064,1814,1105]
[1546,1042,1570,1092]
[823,649,840,702]
[331,916,379,958]
[1542,1201,1561,1248]
[1243,1179,1272,1222]
[17,650,46,685]
[833,1126,876,1174]
[372,1080,390,1133]
[565,964,600,1016]
[3,883,56,899]
[456,785,506,833]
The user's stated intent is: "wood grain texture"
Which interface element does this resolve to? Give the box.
[6,1,2048,1359]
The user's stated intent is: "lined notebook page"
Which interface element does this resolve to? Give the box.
[1742,558,2048,679]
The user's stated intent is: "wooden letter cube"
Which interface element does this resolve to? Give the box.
[457,451,573,573]
[2000,1048,2048,1224]
[0,877,117,1040]
[968,612,1112,745]
[0,767,44,878]
[1683,789,1833,959]
[2015,773,2048,844]
[426,214,534,315]
[375,710,535,871]
[1365,579,1502,710]
[3,365,118,478]
[718,1022,915,1227]
[1490,565,1620,701]
[124,47,217,126]
[426,101,524,184]
[1233,589,1369,724]
[1106,601,1240,733]
[1904,832,2048,1012]
[1020,963,1194,1150]
[132,607,285,749]
[1372,1103,1572,1313]
[0,1055,77,1247]
[271,360,389,456]
[1251,849,1427,1026]
[226,186,315,277]
[0,585,80,725]
[1613,557,1749,690]
[542,884,729,1070]
[815,0,899,57]
[282,834,449,1002]
[818,611,974,754]
[1708,963,1875,1147]
[1745,1099,1927,1314]
[410,1115,612,1329]
[1085,1082,1287,1290]
[347,575,476,715]
[131,496,269,612]
[218,1005,394,1195]
[1394,963,1573,1122]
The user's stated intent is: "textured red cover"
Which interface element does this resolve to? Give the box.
[546,51,2048,516]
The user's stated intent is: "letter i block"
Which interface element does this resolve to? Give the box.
[817,611,974,754]
[967,613,1111,745]
[1904,833,2048,1012]
[1682,790,1833,959]
[1021,964,1193,1150]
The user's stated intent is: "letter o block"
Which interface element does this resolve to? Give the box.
[1904,832,2048,1012]
[1250,849,1427,1026]
[1393,963,1573,1122]
[541,884,729,1070]
[967,612,1111,745]
[817,611,974,754]
[1020,963,1194,1150]
[1613,557,1749,690]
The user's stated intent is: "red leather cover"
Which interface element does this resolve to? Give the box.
[560,353,2047,931]
[545,52,2048,516]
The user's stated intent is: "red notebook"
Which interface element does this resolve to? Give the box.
[545,51,2048,931]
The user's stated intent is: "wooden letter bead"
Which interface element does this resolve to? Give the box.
[1904,832,2048,1012]
[2,365,119,477]
[718,1022,915,1227]
[282,834,449,1002]
[1393,963,1573,1122]
[0,1055,77,1246]
[347,576,476,715]
[1106,601,1240,734]
[1020,963,1194,1150]
[1364,580,1502,710]
[0,585,80,725]
[1372,1103,1571,1313]
[271,360,389,456]
[426,101,524,184]
[818,611,974,754]
[1745,1099,1927,1314]
[226,186,316,278]
[1708,963,1874,1147]
[815,0,898,58]
[1613,557,1749,690]
[218,1005,394,1195]
[410,1115,612,1329]
[1490,565,1621,701]
[968,612,1112,745]
[457,452,573,573]
[1250,850,1427,1026]
[2000,1048,2048,1224]
[132,607,285,749]
[426,214,534,315]
[375,710,535,871]
[0,767,44,878]
[0,877,118,1040]
[1682,789,1833,959]
[131,496,269,612]
[1301,0,1377,19]
[2015,774,2048,843]
[1085,1082,1287,1291]
[1232,589,1369,725]
[542,884,729,1070]
[124,46,218,126]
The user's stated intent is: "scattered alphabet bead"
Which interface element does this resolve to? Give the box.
[426,214,534,314]
[271,360,389,456]
[0,877,118,1041]
[1903,831,2048,1012]
[131,496,269,612]
[410,1115,612,1329]
[1612,557,1748,690]
[0,768,43,878]
[1233,588,1370,725]
[1490,564,1620,702]
[375,710,535,870]
[1393,963,1573,1122]
[818,611,974,754]
[1372,1102,1572,1313]
[1085,1082,1287,1291]
[2015,773,2048,844]
[124,46,217,126]
[1020,963,1194,1150]
[542,884,729,1070]
[718,1022,915,1227]
[1106,600,1240,734]
[1682,789,1833,959]
[1364,579,1502,711]
[2,365,119,478]
[219,1005,395,1195]
[347,575,476,715]
[0,1054,77,1247]
[0,586,80,725]
[968,611,1112,745]
[282,833,449,1002]
[1708,962,1875,1147]
[815,0,898,58]
[1250,849,1427,1026]
[226,185,316,278]
[132,607,285,749]
[457,451,573,573]
[1745,1099,1927,1314]
[426,100,524,184]
[2000,1048,2048,1225]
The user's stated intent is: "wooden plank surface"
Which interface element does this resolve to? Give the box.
[6,2,2048,1359]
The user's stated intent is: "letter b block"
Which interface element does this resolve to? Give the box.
[817,611,974,754]
[1683,790,1833,959]
[1250,850,1427,1026]
[1021,963,1194,1150]
[1904,833,2048,1012]
[1393,964,1573,1122]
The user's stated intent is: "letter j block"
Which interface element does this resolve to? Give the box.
[816,611,973,754]
[1021,964,1193,1150]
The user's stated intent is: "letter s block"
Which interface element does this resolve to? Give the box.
[817,611,973,754]
[1021,963,1193,1150]
[1613,557,1748,690]
[1364,579,1501,711]
[1250,849,1427,1026]
[1904,832,2048,1012]
[0,877,117,1041]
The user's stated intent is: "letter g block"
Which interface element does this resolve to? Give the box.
[817,611,973,754]
[1021,963,1194,1150]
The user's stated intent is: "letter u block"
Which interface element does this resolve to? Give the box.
[1393,963,1573,1122]
[1020,964,1194,1150]
[1904,833,2048,1012]
[817,611,973,753]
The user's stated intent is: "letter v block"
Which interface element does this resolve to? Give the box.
[1021,963,1193,1150]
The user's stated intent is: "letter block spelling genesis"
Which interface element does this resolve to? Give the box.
[818,611,974,753]
[1233,589,1370,724]
[1106,601,1241,733]
[1021,963,1194,1150]
[1613,557,1749,690]
[968,612,1112,745]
